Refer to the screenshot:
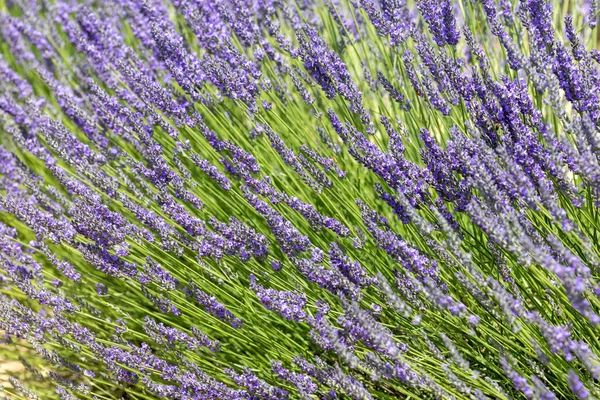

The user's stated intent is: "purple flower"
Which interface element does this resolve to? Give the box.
[241,185,311,257]
[190,155,233,190]
[96,283,107,295]
[143,316,219,352]
[184,283,243,328]
[250,274,307,322]
[271,361,318,394]
[568,370,590,399]
[226,367,289,400]
[329,243,371,287]
[417,0,460,46]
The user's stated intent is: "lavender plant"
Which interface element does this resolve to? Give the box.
[0,0,599,398]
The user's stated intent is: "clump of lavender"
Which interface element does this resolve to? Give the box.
[0,0,600,399]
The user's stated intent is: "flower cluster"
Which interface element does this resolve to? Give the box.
[0,0,600,399]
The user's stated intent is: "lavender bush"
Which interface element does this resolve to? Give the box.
[0,0,599,398]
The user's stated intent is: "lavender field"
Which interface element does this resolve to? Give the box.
[0,0,599,398]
